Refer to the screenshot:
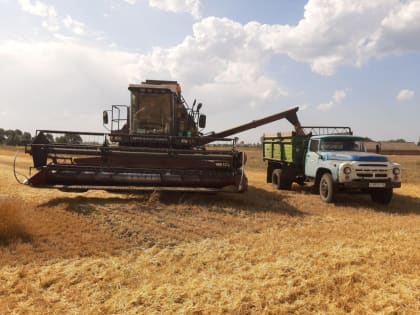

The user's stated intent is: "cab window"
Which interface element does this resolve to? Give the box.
[310,139,319,152]
[131,93,172,134]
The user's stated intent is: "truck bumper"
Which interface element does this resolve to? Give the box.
[340,181,401,189]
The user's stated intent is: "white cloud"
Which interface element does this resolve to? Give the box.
[18,0,60,32]
[333,90,347,103]
[121,0,420,76]
[317,101,334,111]
[131,17,287,112]
[18,1,420,77]
[379,1,420,53]
[149,0,201,19]
[63,15,85,36]
[250,0,420,75]
[122,0,201,19]
[18,0,56,17]
[41,19,59,32]
[317,89,347,111]
[17,0,90,36]
[397,89,415,101]
[0,40,137,132]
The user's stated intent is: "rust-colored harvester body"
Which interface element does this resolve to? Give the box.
[25,80,302,192]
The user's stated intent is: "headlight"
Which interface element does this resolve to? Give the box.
[393,168,400,175]
[343,167,352,175]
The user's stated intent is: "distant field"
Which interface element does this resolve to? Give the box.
[0,146,419,314]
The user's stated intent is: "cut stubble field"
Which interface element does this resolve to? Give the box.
[0,146,419,314]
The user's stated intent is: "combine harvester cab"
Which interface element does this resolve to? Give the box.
[25,80,302,193]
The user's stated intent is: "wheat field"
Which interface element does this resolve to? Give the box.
[0,146,419,314]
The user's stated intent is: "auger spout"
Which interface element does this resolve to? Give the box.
[201,106,304,145]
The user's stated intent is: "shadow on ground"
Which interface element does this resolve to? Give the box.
[39,196,146,215]
[39,185,305,217]
[292,184,420,215]
[336,192,420,215]
[26,186,306,256]
[159,186,305,216]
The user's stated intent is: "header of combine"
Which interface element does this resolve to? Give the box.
[24,80,303,192]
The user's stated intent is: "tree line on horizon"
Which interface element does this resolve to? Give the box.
[0,127,419,146]
[0,129,32,146]
[0,129,82,146]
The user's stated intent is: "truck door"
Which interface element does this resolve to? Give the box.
[305,139,319,178]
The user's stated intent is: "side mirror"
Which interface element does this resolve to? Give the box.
[198,114,206,129]
[197,103,202,111]
[103,111,109,125]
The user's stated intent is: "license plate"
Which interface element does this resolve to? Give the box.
[369,182,386,188]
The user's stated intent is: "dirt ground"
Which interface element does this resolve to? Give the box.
[0,146,419,314]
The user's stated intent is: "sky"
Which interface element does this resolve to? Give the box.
[0,0,419,143]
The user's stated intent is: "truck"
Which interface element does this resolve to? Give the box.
[263,126,401,204]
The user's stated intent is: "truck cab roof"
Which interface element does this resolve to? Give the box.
[311,135,365,141]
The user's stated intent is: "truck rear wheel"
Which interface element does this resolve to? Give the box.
[319,172,335,203]
[272,169,292,190]
[370,188,393,204]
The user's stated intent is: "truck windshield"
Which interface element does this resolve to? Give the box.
[319,138,366,152]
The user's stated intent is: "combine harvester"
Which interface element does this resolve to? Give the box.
[24,80,303,193]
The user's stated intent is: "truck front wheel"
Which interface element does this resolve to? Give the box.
[272,169,292,190]
[319,173,335,203]
[370,188,393,204]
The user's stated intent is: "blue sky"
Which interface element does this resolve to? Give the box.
[0,0,419,143]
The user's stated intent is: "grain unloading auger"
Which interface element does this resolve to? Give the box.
[24,80,302,192]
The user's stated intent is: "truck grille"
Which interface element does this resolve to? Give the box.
[358,164,387,167]
[355,163,389,179]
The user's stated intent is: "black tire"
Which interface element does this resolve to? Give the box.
[319,172,335,203]
[370,188,393,204]
[272,169,292,190]
[272,169,282,190]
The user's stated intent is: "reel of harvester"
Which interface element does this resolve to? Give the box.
[25,130,246,192]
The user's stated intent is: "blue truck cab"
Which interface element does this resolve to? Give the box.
[263,128,401,204]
